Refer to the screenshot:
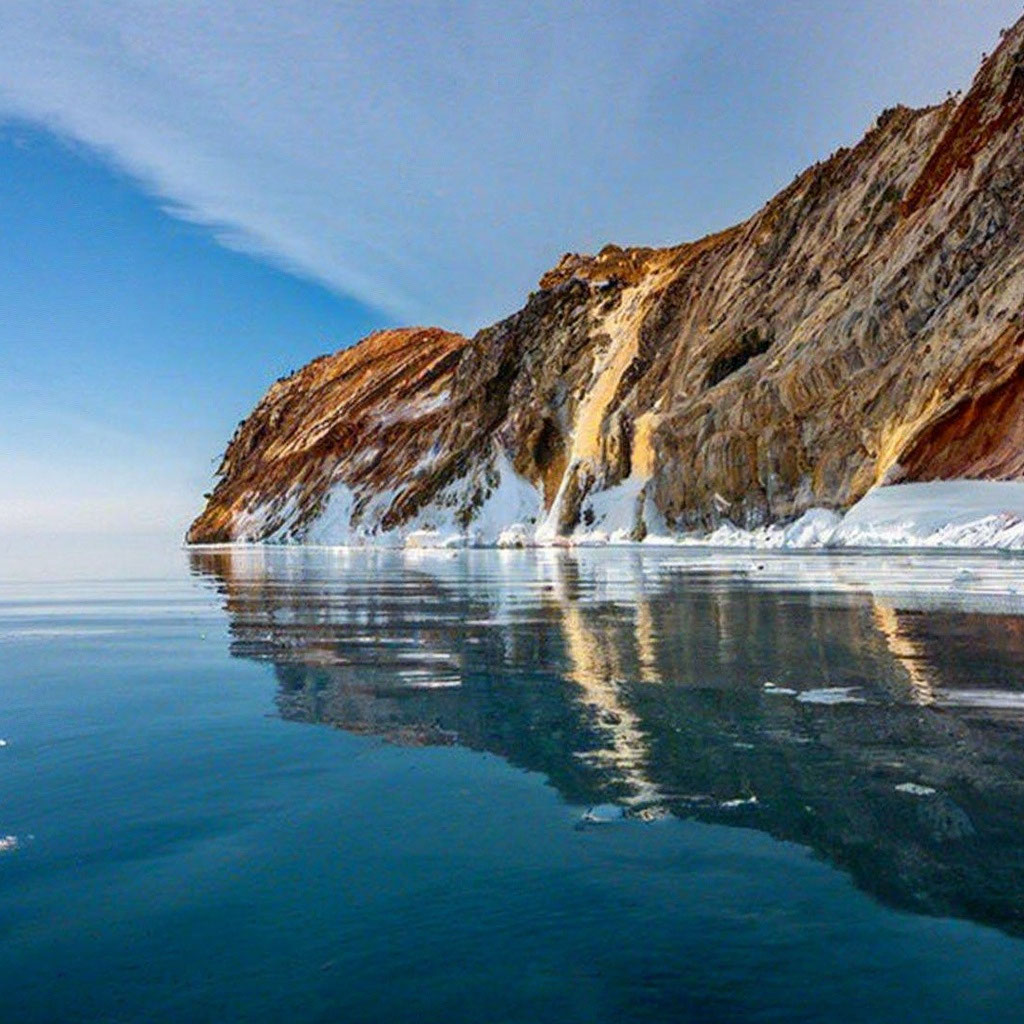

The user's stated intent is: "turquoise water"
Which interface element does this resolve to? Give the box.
[2,545,1024,1023]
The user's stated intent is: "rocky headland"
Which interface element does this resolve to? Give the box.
[189,17,1024,548]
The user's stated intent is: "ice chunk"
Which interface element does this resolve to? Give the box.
[895,782,937,796]
[795,687,866,705]
[720,795,759,808]
[580,803,626,824]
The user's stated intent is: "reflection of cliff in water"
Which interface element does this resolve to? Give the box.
[190,547,1024,935]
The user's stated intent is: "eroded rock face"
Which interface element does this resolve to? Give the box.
[189,17,1024,545]
[187,327,466,543]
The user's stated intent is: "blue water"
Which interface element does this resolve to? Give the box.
[2,545,1024,1023]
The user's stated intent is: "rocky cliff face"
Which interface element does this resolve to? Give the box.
[189,18,1024,546]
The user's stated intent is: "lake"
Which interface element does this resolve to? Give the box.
[2,544,1024,1022]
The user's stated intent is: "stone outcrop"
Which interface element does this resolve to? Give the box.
[188,327,465,543]
[189,16,1024,545]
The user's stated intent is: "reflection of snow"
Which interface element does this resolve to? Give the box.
[795,687,866,705]
[933,689,1024,715]
[895,782,937,796]
[659,548,1024,614]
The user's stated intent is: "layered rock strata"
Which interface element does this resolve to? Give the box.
[189,18,1024,546]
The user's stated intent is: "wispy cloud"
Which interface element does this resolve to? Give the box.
[0,1,1018,331]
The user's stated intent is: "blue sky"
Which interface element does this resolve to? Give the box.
[0,127,385,536]
[1,1,1021,538]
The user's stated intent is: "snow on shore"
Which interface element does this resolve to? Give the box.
[501,480,1024,550]
[221,479,1024,552]
[828,481,1024,549]
[680,482,1024,551]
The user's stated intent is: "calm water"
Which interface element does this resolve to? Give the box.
[2,545,1024,1023]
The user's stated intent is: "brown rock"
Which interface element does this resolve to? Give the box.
[189,16,1024,544]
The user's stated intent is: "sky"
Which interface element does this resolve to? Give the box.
[1,0,1022,541]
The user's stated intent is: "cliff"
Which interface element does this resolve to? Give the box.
[189,17,1024,546]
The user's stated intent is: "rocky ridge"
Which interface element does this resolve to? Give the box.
[189,17,1024,546]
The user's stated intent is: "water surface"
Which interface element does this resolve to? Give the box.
[2,545,1024,1022]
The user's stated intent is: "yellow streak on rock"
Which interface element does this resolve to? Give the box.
[631,412,658,479]
[570,327,636,463]
[568,280,662,466]
[871,393,946,485]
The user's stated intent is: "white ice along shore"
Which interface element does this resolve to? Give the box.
[229,473,1024,551]
[425,478,1024,551]
[684,481,1024,551]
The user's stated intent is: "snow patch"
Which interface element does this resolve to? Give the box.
[405,530,465,549]
[677,508,842,549]
[300,481,357,545]
[829,482,1024,549]
[457,453,544,546]
[399,451,544,548]
[233,488,302,542]
[577,476,647,540]
[496,523,535,548]
[933,689,1024,712]
[377,390,450,426]
[225,474,1024,554]
[677,482,1024,551]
